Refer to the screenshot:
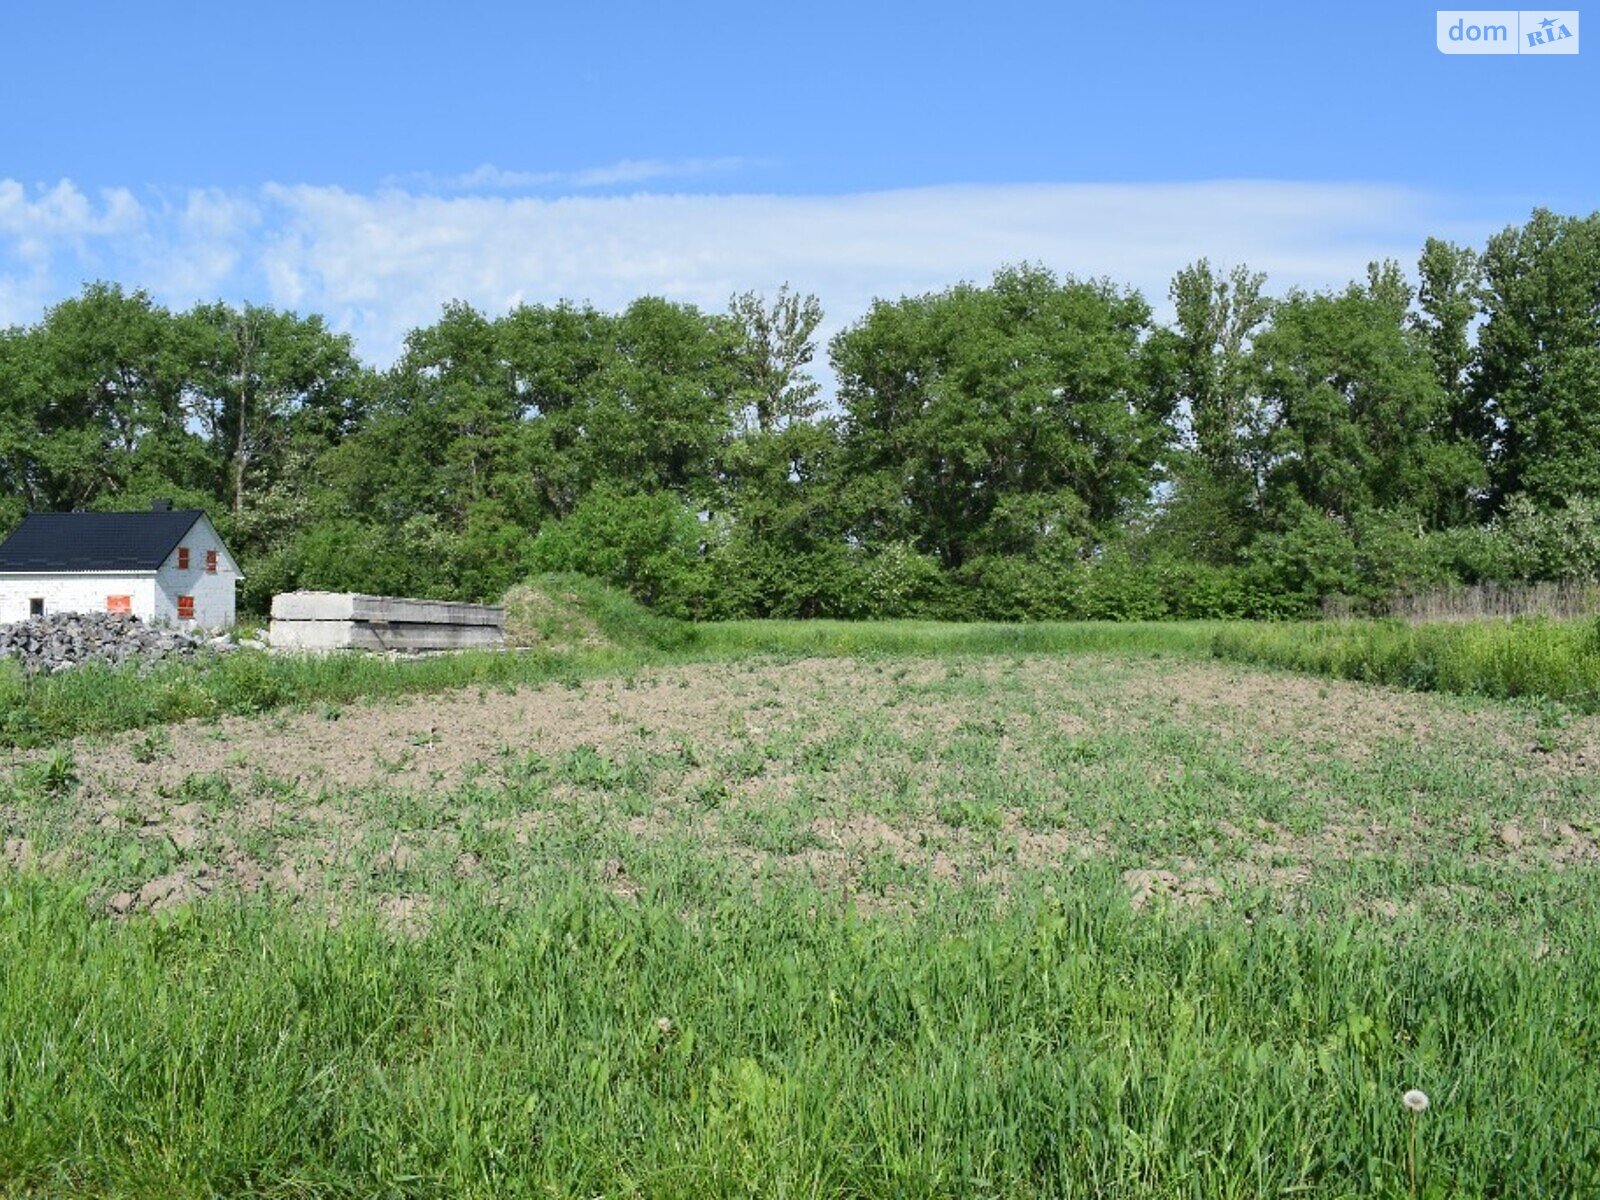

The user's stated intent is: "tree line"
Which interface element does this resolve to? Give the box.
[2,208,1598,620]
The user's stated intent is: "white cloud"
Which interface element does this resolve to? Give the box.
[1,175,1511,366]
[0,179,143,240]
[133,188,262,298]
[393,156,752,193]
[0,180,148,325]
[251,180,1480,363]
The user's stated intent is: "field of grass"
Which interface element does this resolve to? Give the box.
[4,574,1598,749]
[4,649,1599,1195]
[696,617,1224,659]
[0,621,1223,752]
[10,601,1600,762]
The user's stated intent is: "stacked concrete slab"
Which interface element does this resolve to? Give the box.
[269,592,504,652]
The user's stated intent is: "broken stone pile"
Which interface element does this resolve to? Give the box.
[0,611,225,674]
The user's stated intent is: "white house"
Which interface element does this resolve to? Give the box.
[0,501,243,628]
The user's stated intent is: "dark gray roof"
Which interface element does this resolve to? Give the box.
[0,510,207,572]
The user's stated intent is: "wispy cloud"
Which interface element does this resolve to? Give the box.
[391,157,753,193]
[0,175,1511,366]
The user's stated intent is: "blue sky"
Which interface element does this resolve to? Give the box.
[1,1,1593,359]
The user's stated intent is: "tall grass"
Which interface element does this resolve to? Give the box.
[2,871,1596,1197]
[1383,581,1600,623]
[697,618,1223,659]
[1211,617,1600,709]
[517,571,700,651]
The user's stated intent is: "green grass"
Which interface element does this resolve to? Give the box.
[4,643,1599,1195]
[3,871,1596,1198]
[1211,617,1600,711]
[0,645,647,749]
[506,572,700,652]
[696,617,1224,659]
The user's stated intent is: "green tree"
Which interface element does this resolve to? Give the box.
[501,296,742,511]
[727,285,824,433]
[713,416,859,617]
[181,302,366,518]
[1476,209,1600,505]
[713,286,850,616]
[332,302,532,533]
[1256,264,1482,529]
[831,265,1168,571]
[1157,259,1273,563]
[1168,259,1272,490]
[593,297,741,501]
[0,284,208,513]
[1414,237,1486,450]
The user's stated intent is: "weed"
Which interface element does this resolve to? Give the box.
[131,728,172,764]
[13,749,78,802]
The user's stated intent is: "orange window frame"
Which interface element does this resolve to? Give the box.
[177,596,195,620]
[177,547,190,569]
[205,549,218,573]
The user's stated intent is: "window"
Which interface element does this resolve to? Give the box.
[177,596,195,620]
[177,547,190,569]
[29,598,43,617]
[205,549,218,573]
[106,596,131,614]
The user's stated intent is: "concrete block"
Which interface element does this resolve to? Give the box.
[268,591,505,653]
[271,592,503,626]
[269,620,505,652]
[349,595,503,627]
[271,591,360,621]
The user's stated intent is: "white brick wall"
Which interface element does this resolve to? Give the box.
[0,574,157,624]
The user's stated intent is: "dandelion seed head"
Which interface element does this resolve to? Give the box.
[1402,1088,1430,1113]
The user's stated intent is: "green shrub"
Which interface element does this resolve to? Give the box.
[529,486,712,619]
[859,542,950,619]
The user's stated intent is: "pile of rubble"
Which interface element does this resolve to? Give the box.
[0,611,235,674]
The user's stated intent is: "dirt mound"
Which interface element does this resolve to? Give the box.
[501,584,614,651]
[500,574,693,652]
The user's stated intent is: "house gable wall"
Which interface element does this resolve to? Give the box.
[153,515,239,628]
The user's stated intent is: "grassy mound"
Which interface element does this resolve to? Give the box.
[502,573,696,653]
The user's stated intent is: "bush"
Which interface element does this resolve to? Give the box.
[294,516,460,600]
[701,535,871,620]
[528,487,712,619]
[859,543,950,619]
[1494,495,1600,581]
